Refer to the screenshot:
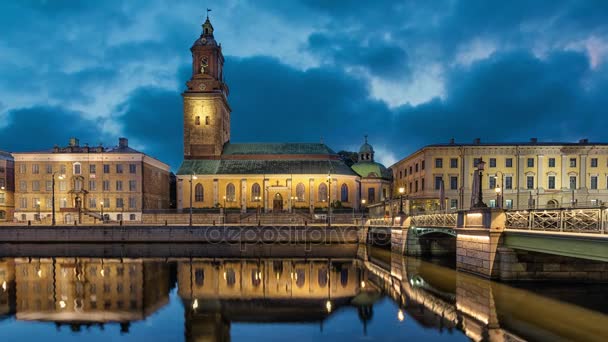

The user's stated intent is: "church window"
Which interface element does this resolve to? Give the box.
[318,183,328,202]
[205,116,210,125]
[226,183,236,201]
[251,183,261,201]
[296,183,305,201]
[195,116,200,125]
[195,184,204,202]
[340,184,349,202]
[368,188,375,203]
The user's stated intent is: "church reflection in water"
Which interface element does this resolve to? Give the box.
[1,246,607,341]
[178,258,377,341]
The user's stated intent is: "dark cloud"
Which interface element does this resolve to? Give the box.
[114,86,183,169]
[0,106,106,151]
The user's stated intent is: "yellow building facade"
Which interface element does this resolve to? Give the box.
[391,139,608,212]
[0,151,15,221]
[12,137,170,223]
[177,18,370,214]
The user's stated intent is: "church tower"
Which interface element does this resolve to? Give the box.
[183,15,231,159]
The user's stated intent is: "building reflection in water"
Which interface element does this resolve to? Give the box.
[1,247,607,341]
[11,257,170,333]
[177,258,380,341]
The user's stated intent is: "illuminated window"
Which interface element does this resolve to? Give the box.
[318,183,327,202]
[340,184,349,202]
[195,184,204,202]
[205,116,210,125]
[226,183,236,201]
[195,116,200,125]
[296,183,305,201]
[251,183,261,201]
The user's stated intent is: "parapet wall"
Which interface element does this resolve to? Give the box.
[0,225,359,244]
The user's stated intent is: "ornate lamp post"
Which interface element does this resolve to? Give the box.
[51,172,65,226]
[398,187,405,215]
[472,158,487,208]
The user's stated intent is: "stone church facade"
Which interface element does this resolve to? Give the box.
[176,17,391,213]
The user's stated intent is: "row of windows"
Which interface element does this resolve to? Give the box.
[192,183,352,203]
[18,163,138,175]
[18,180,138,192]
[193,267,350,289]
[399,156,607,179]
[421,174,608,192]
[18,197,138,209]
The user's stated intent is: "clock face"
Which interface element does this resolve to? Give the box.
[200,37,207,44]
[199,83,206,90]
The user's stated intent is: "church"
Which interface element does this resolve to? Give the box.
[176,17,391,214]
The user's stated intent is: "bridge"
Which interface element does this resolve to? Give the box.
[358,245,608,342]
[364,207,608,281]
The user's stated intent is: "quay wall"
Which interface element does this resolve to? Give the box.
[0,225,359,244]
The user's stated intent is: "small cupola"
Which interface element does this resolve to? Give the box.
[358,135,374,162]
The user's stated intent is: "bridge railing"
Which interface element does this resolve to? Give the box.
[410,213,458,228]
[505,208,608,234]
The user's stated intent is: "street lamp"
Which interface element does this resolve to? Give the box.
[326,173,332,226]
[100,201,104,223]
[189,174,197,226]
[398,187,405,215]
[493,171,504,209]
[472,158,487,208]
[361,198,366,222]
[36,200,41,221]
[51,172,65,226]
[255,196,261,218]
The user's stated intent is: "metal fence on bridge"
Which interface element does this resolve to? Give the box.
[505,208,608,234]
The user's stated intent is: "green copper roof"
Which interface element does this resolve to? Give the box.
[177,159,357,176]
[222,143,336,155]
[351,161,392,180]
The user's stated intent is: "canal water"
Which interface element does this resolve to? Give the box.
[0,244,606,341]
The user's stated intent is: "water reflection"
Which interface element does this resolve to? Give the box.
[0,245,606,341]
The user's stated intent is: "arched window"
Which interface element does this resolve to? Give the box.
[341,184,349,202]
[195,269,204,287]
[205,116,210,125]
[226,183,236,201]
[195,184,204,202]
[251,269,261,287]
[296,269,306,288]
[251,183,261,201]
[340,268,349,287]
[195,116,200,125]
[368,188,375,204]
[318,183,328,202]
[296,183,305,201]
[318,268,328,288]
[225,268,236,287]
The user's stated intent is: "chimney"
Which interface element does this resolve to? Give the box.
[530,138,537,143]
[449,138,455,144]
[579,138,589,144]
[119,137,128,148]
[69,137,79,147]
[474,138,481,144]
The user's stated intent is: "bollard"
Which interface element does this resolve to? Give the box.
[165,220,168,226]
[213,220,215,226]
[258,220,261,226]
[74,220,77,226]
[120,220,123,226]
[28,220,31,226]
[304,220,307,226]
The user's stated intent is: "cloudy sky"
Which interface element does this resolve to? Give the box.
[1,0,607,170]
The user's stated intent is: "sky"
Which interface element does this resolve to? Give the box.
[1,0,607,170]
